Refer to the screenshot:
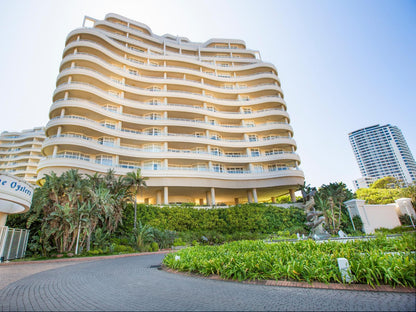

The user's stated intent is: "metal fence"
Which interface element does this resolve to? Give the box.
[0,226,30,262]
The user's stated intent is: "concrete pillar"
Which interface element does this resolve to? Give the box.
[247,190,253,203]
[156,191,162,205]
[0,212,7,227]
[206,191,211,206]
[57,126,62,137]
[164,186,168,205]
[271,197,276,204]
[289,189,296,203]
[115,155,119,165]
[252,188,258,203]
[52,146,58,157]
[210,187,216,206]
[60,108,66,117]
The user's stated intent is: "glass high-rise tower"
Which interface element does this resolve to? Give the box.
[349,124,416,189]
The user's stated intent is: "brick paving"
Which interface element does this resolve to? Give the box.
[0,253,415,311]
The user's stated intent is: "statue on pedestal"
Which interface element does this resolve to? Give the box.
[301,189,330,240]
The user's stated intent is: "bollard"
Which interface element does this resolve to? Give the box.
[337,258,352,283]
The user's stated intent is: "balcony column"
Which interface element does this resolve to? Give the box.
[156,191,162,205]
[163,112,168,119]
[289,189,296,203]
[67,76,72,83]
[207,146,211,153]
[118,121,122,130]
[163,186,169,205]
[116,138,120,147]
[206,191,211,206]
[164,142,168,152]
[115,155,119,165]
[119,106,123,114]
[164,126,168,135]
[208,161,213,171]
[60,108,65,117]
[64,92,69,100]
[56,126,62,137]
[52,146,58,157]
[210,187,216,206]
[247,190,253,203]
[205,130,210,138]
[252,188,258,203]
[164,159,168,170]
[271,197,276,204]
[71,62,75,68]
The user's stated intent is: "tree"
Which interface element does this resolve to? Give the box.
[124,169,149,230]
[315,182,354,234]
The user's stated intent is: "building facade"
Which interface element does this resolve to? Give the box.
[37,13,304,205]
[0,127,45,185]
[349,124,416,189]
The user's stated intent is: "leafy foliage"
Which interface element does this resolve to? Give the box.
[164,233,416,287]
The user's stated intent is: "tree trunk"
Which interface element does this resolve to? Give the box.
[134,186,139,230]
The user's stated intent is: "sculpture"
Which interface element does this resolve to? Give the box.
[301,189,331,240]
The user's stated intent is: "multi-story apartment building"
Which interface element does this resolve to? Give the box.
[349,124,416,189]
[0,127,45,184]
[37,13,304,205]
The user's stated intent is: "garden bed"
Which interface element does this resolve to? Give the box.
[163,233,415,288]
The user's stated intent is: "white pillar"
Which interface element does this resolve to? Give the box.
[156,191,162,205]
[289,189,296,203]
[0,212,7,227]
[206,191,211,206]
[210,187,216,206]
[164,186,169,205]
[252,188,258,203]
[52,146,58,157]
[247,190,253,203]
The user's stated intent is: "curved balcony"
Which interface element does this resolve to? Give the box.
[50,98,289,121]
[38,155,304,184]
[53,81,287,111]
[42,135,301,164]
[45,116,296,148]
[60,55,283,95]
[63,38,279,82]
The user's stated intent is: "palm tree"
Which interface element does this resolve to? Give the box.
[124,169,148,229]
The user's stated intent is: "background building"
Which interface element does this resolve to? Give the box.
[349,124,416,189]
[37,13,304,205]
[0,127,45,184]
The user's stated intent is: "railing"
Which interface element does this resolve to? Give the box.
[53,97,286,117]
[0,226,30,262]
[41,155,301,175]
[64,40,277,79]
[48,113,289,133]
[47,134,297,159]
[62,59,279,91]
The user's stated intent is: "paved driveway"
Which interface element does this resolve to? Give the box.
[0,254,415,311]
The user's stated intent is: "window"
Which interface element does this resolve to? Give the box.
[108,90,120,97]
[144,160,161,170]
[253,165,264,173]
[246,121,255,127]
[265,149,284,156]
[147,86,161,91]
[206,106,216,111]
[211,148,223,156]
[144,128,161,136]
[194,132,204,137]
[143,144,161,152]
[129,46,144,53]
[149,62,159,67]
[129,69,138,75]
[218,74,231,78]
[145,113,161,120]
[251,149,260,157]
[102,104,118,112]
[248,135,258,142]
[243,108,252,114]
[101,120,116,129]
[227,167,244,174]
[95,155,113,166]
[148,99,161,105]
[240,96,250,101]
[212,164,224,172]
[98,137,115,147]
[211,134,222,140]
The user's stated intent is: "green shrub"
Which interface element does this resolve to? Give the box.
[164,233,416,287]
[173,238,186,246]
[150,242,159,251]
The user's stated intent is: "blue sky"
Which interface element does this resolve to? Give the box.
[0,0,415,190]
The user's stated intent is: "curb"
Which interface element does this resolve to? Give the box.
[0,250,173,266]
[161,266,416,293]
